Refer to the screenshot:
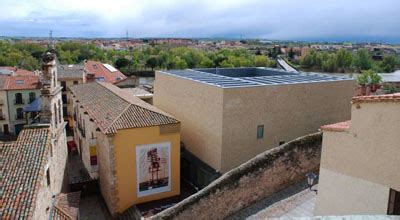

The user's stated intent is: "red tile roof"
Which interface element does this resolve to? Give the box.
[51,192,81,220]
[4,75,40,90]
[0,67,40,91]
[84,60,127,83]
[321,120,351,132]
[1,126,51,219]
[352,93,400,103]
[0,67,36,76]
[70,82,179,134]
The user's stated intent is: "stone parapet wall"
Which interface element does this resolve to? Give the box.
[151,132,322,220]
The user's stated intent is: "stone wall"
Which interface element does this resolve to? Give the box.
[151,132,322,220]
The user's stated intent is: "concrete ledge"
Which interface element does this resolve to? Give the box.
[151,132,322,220]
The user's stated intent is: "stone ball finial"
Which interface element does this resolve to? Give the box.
[42,50,56,63]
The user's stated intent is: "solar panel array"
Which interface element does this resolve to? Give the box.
[163,68,351,88]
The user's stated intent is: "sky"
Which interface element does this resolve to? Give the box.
[1,0,400,43]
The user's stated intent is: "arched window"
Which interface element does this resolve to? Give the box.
[54,103,58,127]
[29,92,36,104]
[15,93,23,104]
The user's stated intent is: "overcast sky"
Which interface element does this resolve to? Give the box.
[1,0,399,43]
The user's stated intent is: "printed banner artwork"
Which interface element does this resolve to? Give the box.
[136,142,171,197]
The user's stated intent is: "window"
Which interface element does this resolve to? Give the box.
[63,107,68,117]
[257,125,264,139]
[15,93,23,104]
[46,168,51,186]
[61,81,67,92]
[54,103,58,126]
[73,81,78,85]
[62,94,67,104]
[29,92,36,104]
[388,188,400,215]
[15,80,24,85]
[16,108,24,119]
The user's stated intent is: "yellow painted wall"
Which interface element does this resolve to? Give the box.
[113,124,181,213]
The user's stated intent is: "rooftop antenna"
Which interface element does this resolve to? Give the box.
[126,30,129,42]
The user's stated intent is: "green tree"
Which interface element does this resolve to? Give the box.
[380,55,398,73]
[145,56,159,70]
[336,49,353,72]
[353,48,372,71]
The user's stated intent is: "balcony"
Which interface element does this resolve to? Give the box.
[14,99,25,105]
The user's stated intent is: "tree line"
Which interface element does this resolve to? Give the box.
[0,41,276,74]
[294,48,398,73]
[0,40,398,74]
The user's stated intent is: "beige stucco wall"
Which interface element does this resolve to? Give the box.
[319,102,400,191]
[315,100,400,215]
[154,71,224,171]
[314,168,390,216]
[154,71,355,172]
[221,80,355,171]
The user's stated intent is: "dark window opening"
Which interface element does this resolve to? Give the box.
[257,125,264,139]
[15,93,23,104]
[46,168,51,186]
[388,188,400,215]
[16,108,24,119]
[73,81,78,85]
[279,141,286,145]
[61,81,67,92]
[29,92,36,104]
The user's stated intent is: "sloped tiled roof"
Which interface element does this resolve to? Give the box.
[51,192,81,220]
[58,64,84,79]
[70,82,179,134]
[84,60,127,83]
[0,67,40,91]
[4,75,40,90]
[321,120,351,132]
[352,93,400,103]
[0,126,51,219]
[0,67,36,76]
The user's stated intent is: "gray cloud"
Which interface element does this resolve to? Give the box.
[0,0,399,43]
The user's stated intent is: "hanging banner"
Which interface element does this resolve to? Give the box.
[136,142,171,197]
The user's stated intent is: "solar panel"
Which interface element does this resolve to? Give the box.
[162,68,352,88]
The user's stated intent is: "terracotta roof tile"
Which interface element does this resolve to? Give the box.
[0,126,51,219]
[321,120,351,132]
[352,93,400,103]
[5,75,40,90]
[51,192,81,220]
[84,61,127,83]
[0,67,36,76]
[70,82,179,134]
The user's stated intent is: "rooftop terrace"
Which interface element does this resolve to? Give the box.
[161,67,352,88]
